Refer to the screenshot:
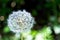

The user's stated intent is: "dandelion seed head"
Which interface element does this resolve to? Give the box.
[7,10,35,33]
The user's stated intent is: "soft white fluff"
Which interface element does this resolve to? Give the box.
[7,10,35,33]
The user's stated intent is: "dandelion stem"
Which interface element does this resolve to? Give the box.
[21,33,24,40]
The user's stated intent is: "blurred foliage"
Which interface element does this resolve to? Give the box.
[0,0,60,40]
[3,26,10,33]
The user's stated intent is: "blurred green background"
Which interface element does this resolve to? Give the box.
[0,0,60,40]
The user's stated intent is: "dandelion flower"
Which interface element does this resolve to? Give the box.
[7,10,35,33]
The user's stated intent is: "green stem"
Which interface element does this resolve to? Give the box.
[21,33,24,40]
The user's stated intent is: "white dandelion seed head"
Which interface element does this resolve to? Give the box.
[7,10,35,33]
